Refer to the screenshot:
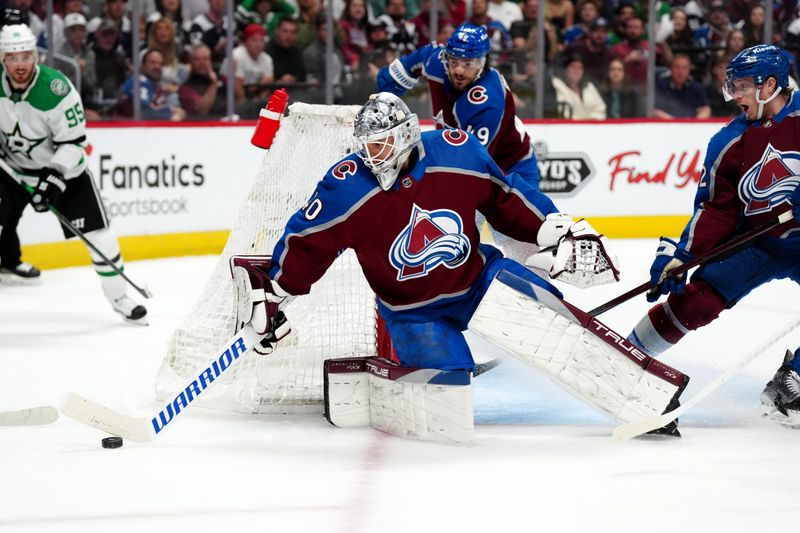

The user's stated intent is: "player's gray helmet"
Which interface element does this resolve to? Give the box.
[354,93,421,191]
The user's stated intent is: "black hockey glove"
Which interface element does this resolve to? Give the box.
[30,168,67,212]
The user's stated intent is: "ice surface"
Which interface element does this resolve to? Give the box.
[2,240,800,532]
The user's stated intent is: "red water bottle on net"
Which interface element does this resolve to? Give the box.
[251,88,289,149]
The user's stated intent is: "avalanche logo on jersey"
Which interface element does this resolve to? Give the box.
[739,144,800,215]
[389,204,470,281]
[332,160,357,180]
[467,86,488,105]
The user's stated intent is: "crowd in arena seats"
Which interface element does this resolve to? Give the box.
[3,0,800,121]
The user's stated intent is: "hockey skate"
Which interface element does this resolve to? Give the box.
[0,262,42,284]
[110,295,148,325]
[760,349,800,428]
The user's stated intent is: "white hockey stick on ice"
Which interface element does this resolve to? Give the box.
[0,406,59,426]
[612,314,800,441]
[60,325,265,442]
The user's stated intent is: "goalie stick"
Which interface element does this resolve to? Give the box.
[612,313,800,440]
[0,406,59,426]
[61,325,265,442]
[589,209,795,316]
[0,156,153,299]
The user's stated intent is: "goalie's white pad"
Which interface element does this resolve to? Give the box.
[527,215,620,288]
[468,269,689,424]
[324,357,474,444]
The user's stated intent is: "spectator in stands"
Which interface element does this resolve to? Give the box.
[437,19,457,42]
[295,0,321,49]
[663,7,695,56]
[220,24,273,116]
[303,13,344,101]
[87,0,132,56]
[487,0,523,32]
[653,53,710,119]
[91,18,128,114]
[704,54,740,118]
[235,0,295,39]
[266,16,307,84]
[469,0,512,54]
[147,16,188,91]
[608,1,635,45]
[119,49,186,120]
[187,0,228,72]
[544,0,574,41]
[46,0,87,52]
[411,0,443,47]
[5,0,43,42]
[145,0,186,46]
[722,28,747,60]
[562,0,600,46]
[611,15,666,87]
[510,0,557,64]
[179,44,222,118]
[552,54,606,119]
[693,1,732,55]
[55,12,100,119]
[339,0,369,69]
[600,57,640,118]
[565,16,613,84]
[741,3,766,48]
[378,0,418,54]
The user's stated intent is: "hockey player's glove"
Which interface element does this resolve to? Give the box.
[526,213,620,288]
[30,168,66,213]
[230,255,292,355]
[646,237,692,302]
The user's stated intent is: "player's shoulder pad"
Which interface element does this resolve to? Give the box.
[706,113,748,160]
[420,128,491,168]
[455,68,505,113]
[320,154,379,193]
[28,65,74,111]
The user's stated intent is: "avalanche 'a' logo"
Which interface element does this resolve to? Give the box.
[739,144,800,215]
[389,204,471,281]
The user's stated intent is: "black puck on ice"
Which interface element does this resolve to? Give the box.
[101,436,123,449]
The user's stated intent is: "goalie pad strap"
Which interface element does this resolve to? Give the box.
[324,357,474,444]
[468,269,689,423]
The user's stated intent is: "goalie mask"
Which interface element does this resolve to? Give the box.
[354,92,421,191]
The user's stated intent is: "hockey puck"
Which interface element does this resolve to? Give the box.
[101,436,123,449]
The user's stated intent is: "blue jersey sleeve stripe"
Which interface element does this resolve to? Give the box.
[388,59,417,90]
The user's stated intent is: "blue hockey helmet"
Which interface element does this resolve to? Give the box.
[726,44,789,88]
[445,24,490,59]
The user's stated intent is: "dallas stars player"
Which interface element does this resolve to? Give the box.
[0,24,147,323]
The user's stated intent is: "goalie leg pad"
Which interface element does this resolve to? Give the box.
[324,357,474,444]
[468,268,690,424]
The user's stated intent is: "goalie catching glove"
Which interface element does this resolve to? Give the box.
[229,255,291,355]
[525,213,620,288]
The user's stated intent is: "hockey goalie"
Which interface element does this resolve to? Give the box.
[230,93,689,443]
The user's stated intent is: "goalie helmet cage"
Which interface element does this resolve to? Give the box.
[155,103,379,413]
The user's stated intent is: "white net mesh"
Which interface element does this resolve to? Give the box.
[155,103,378,413]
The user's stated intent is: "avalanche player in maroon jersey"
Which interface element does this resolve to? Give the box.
[234,93,618,372]
[377,24,540,261]
[377,24,537,189]
[627,45,800,427]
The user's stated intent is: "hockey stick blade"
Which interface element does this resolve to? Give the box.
[612,314,800,441]
[60,325,265,442]
[0,406,59,426]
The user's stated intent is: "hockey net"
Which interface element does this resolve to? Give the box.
[154,103,378,413]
